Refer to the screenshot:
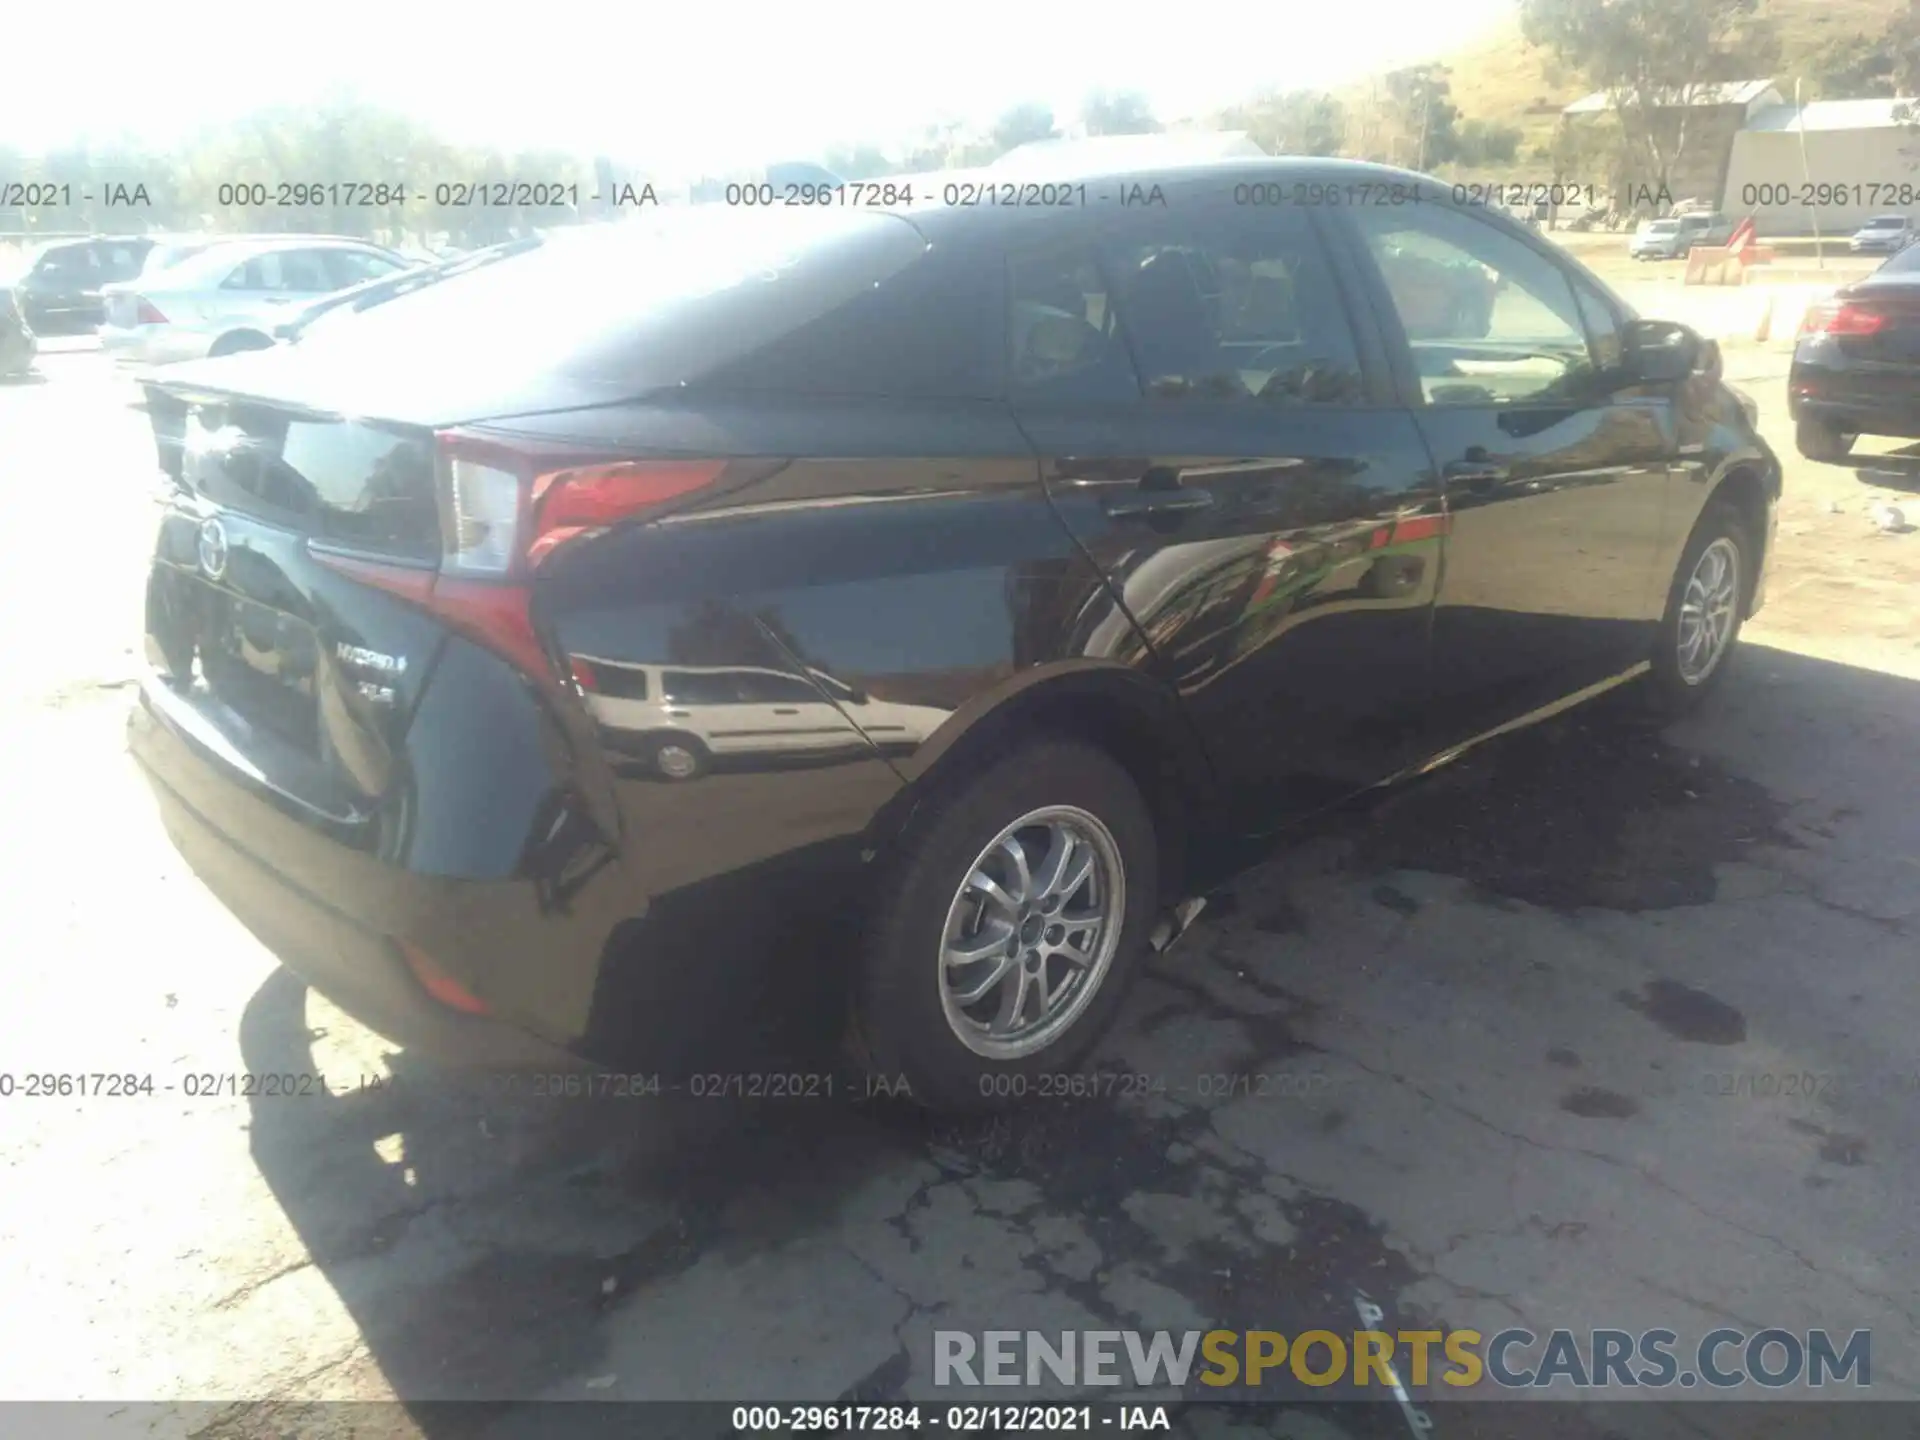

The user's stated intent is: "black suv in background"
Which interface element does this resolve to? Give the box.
[129,160,1778,1112]
[13,234,157,333]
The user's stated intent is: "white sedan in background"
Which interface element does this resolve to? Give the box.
[99,235,412,365]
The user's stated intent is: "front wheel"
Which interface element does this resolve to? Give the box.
[1644,500,1751,716]
[852,739,1158,1113]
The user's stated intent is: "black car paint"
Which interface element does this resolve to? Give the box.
[1790,267,1920,442]
[15,236,155,333]
[128,161,1781,1075]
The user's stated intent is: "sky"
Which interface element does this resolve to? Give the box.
[4,0,1516,175]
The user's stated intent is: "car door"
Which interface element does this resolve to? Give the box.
[322,248,409,290]
[208,251,284,326]
[1337,201,1675,751]
[1013,201,1445,834]
[729,668,851,752]
[212,249,330,326]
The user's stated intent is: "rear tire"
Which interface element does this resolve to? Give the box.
[1644,500,1751,717]
[853,738,1158,1114]
[647,733,708,781]
[1794,416,1855,463]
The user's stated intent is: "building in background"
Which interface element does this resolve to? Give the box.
[1561,80,1783,212]
[1721,98,1920,236]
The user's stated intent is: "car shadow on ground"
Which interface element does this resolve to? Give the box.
[1851,443,1920,495]
[233,646,1919,1437]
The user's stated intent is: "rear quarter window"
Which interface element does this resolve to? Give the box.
[289,209,933,395]
[703,236,1002,399]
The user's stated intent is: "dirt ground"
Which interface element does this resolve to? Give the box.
[0,337,1916,1440]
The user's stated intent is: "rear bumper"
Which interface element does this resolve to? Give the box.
[1788,365,1920,439]
[129,682,585,1072]
[103,324,213,366]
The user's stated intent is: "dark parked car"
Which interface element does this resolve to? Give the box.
[128,160,1779,1112]
[1790,242,1920,462]
[10,234,158,333]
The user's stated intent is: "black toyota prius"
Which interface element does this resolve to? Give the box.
[129,159,1779,1112]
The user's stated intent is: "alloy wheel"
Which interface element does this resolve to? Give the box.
[1677,537,1740,686]
[938,805,1125,1060]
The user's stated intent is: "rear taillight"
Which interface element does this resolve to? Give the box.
[435,432,724,577]
[315,431,725,686]
[1800,302,1885,337]
[136,299,167,325]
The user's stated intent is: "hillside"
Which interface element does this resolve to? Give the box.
[1339,0,1908,173]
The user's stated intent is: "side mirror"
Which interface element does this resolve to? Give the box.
[1697,337,1723,382]
[1621,318,1702,384]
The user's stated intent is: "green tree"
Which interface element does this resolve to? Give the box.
[1519,0,1778,193]
[1081,90,1161,136]
[823,145,899,180]
[1382,65,1460,169]
[1221,91,1347,157]
[989,103,1061,155]
[1453,117,1524,167]
[1797,33,1898,98]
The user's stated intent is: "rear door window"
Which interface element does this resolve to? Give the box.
[591,664,651,700]
[222,249,332,293]
[1007,246,1139,402]
[732,671,825,705]
[224,253,283,291]
[324,249,407,288]
[1099,208,1367,406]
[662,670,745,706]
[279,250,337,293]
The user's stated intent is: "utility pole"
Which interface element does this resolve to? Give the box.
[1417,77,1431,171]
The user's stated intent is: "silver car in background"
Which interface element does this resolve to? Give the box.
[99,235,411,364]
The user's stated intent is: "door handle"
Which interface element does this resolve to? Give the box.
[1101,486,1216,520]
[772,707,801,715]
[1442,460,1509,491]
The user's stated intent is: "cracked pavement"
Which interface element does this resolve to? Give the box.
[2,345,1917,1439]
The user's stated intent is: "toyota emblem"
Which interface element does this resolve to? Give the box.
[197,517,230,581]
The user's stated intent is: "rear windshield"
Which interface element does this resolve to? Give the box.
[1875,244,1920,274]
[288,209,929,391]
[1868,215,1907,227]
[1647,220,1681,233]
